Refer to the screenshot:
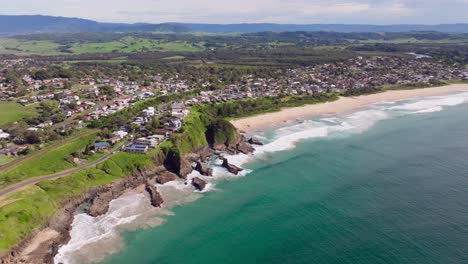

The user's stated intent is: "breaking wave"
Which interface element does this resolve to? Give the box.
[54,91,468,263]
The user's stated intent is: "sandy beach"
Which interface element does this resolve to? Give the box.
[231,84,468,132]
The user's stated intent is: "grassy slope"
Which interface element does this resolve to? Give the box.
[0,102,38,128]
[70,37,204,54]
[0,38,63,55]
[0,156,13,166]
[0,36,204,55]
[0,151,153,252]
[0,133,98,188]
[0,109,215,253]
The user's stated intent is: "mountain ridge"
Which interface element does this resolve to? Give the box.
[1,15,468,35]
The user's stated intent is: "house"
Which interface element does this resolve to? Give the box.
[168,118,182,128]
[148,134,165,143]
[112,131,128,139]
[126,144,149,154]
[93,142,110,152]
[143,107,156,117]
[154,128,172,138]
[171,102,184,115]
[135,137,158,148]
[0,145,27,156]
[108,136,122,145]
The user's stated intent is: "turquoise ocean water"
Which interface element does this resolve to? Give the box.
[57,92,468,264]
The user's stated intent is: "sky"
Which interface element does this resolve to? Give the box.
[0,0,467,24]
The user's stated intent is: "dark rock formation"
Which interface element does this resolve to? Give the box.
[195,161,213,176]
[145,180,164,207]
[85,172,148,217]
[237,142,255,154]
[192,177,207,191]
[0,171,150,264]
[156,171,178,184]
[213,143,227,151]
[178,158,193,179]
[248,137,264,145]
[222,158,243,175]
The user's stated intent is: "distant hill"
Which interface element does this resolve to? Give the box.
[1,15,468,35]
[179,23,468,33]
[0,15,190,36]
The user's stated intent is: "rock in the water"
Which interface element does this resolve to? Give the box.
[192,177,207,191]
[248,137,263,145]
[145,180,164,207]
[195,161,213,176]
[226,144,238,155]
[179,157,193,178]
[222,158,243,175]
[156,171,178,184]
[213,143,227,151]
[237,142,255,154]
[86,192,113,217]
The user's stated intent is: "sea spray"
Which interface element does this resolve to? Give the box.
[55,91,468,264]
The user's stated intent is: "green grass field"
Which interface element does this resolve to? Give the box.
[0,36,204,55]
[0,150,154,252]
[0,38,63,55]
[70,37,204,54]
[0,156,13,166]
[0,133,98,188]
[0,102,38,128]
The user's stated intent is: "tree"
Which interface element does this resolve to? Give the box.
[32,70,51,81]
[54,113,67,123]
[99,85,115,96]
[24,131,41,144]
[143,80,151,87]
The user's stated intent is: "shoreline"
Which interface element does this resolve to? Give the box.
[231,84,468,132]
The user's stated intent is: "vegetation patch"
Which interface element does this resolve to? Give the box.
[0,133,98,188]
[0,102,38,128]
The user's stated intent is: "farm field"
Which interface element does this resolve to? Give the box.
[0,38,63,55]
[0,102,38,128]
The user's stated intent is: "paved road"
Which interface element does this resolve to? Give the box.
[0,129,98,174]
[0,150,117,199]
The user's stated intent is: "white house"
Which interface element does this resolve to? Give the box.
[113,130,128,139]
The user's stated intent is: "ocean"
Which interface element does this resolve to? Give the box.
[55,92,468,264]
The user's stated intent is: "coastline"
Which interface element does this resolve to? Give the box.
[231,84,468,132]
[4,84,468,263]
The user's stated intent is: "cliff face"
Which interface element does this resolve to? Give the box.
[1,110,253,264]
[164,112,252,178]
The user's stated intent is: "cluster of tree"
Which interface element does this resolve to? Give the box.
[5,121,60,145]
[89,90,199,130]
[197,93,338,119]
[16,31,468,48]
[350,43,468,65]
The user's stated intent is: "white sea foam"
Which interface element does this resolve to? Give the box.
[55,91,468,264]
[390,93,468,114]
[415,106,444,113]
[54,193,164,264]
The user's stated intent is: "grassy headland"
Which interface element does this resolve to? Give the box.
[0,133,98,188]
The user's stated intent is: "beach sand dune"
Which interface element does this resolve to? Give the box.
[231,84,468,132]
